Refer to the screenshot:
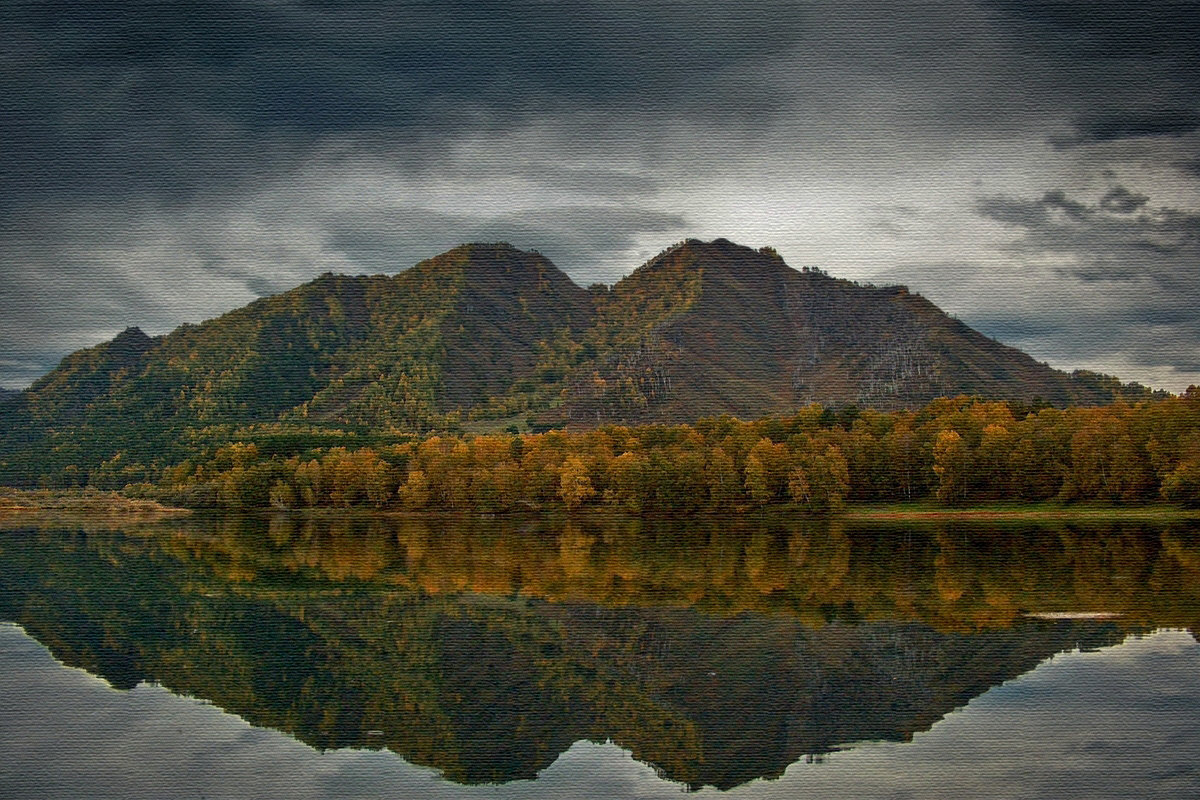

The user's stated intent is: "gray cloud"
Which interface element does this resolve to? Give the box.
[972,187,1200,385]
[1099,186,1149,214]
[978,189,1200,286]
[1075,110,1200,143]
[985,0,1200,69]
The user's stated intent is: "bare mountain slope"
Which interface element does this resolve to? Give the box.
[566,239,1121,421]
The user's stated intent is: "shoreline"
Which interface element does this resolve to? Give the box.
[0,487,1196,523]
[0,488,191,518]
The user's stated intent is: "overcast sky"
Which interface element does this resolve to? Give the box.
[3,0,1199,391]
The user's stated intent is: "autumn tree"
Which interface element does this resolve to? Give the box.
[1162,458,1200,506]
[398,468,430,510]
[789,441,850,512]
[974,423,1012,499]
[932,429,969,505]
[558,455,596,510]
[744,437,789,506]
[607,451,648,511]
[705,446,740,507]
[881,413,922,500]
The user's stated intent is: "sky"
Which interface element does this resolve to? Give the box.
[3,0,1199,391]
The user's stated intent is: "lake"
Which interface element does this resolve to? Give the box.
[1,513,1199,798]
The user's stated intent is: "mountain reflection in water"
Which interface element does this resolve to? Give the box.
[1,514,1199,795]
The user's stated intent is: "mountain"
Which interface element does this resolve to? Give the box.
[0,238,1154,486]
[567,238,1130,422]
[0,243,594,484]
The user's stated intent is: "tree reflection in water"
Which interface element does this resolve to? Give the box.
[0,513,1197,790]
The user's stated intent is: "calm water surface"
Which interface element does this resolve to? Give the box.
[1,513,1198,798]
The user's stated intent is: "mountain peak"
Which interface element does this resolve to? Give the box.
[386,241,594,409]
[627,239,801,300]
[112,326,152,348]
[709,236,750,252]
[442,241,545,261]
[411,242,561,281]
[647,237,790,269]
[457,241,521,254]
[656,237,752,258]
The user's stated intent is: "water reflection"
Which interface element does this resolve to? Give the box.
[4,624,1197,800]
[1,514,1198,794]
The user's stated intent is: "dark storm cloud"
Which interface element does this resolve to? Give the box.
[1052,110,1200,148]
[523,167,664,200]
[978,188,1200,285]
[985,1,1200,151]
[1074,110,1200,143]
[0,0,807,203]
[985,0,1200,66]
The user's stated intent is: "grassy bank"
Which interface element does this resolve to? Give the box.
[839,501,1200,522]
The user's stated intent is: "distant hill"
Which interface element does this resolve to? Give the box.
[0,238,1158,486]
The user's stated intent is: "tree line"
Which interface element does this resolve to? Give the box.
[130,389,1200,512]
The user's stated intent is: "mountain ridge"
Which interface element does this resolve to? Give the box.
[565,238,1144,423]
[0,238,1160,485]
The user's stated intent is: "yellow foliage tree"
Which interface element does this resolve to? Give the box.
[933,429,969,505]
[558,455,595,510]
